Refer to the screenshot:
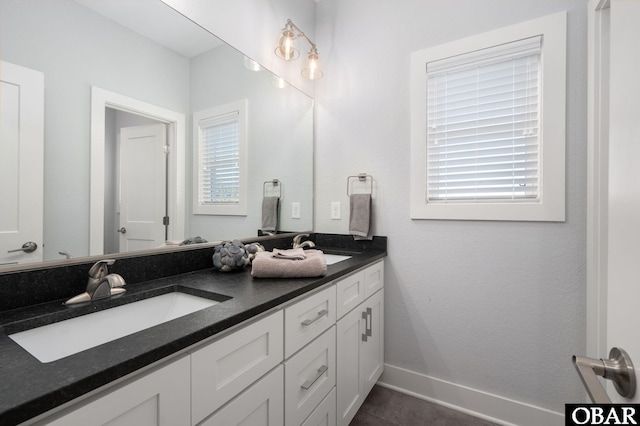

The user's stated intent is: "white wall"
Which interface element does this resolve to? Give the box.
[167,0,587,422]
[314,0,587,423]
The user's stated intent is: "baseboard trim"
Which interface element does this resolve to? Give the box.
[378,364,564,426]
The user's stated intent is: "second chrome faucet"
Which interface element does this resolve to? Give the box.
[292,233,316,249]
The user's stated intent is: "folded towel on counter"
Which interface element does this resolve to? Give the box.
[251,249,327,278]
[273,248,307,260]
[262,196,280,232]
[349,193,372,240]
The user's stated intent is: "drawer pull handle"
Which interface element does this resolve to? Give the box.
[301,365,329,390]
[301,309,328,326]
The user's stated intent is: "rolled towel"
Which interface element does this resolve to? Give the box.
[273,248,306,260]
[262,196,280,232]
[251,249,327,278]
[349,193,372,239]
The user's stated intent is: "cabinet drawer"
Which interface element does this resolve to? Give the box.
[285,285,336,358]
[191,310,283,425]
[301,387,336,426]
[336,270,365,319]
[44,356,191,426]
[364,260,384,298]
[285,326,336,426]
[199,365,284,426]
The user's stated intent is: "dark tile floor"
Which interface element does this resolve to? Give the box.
[350,385,501,426]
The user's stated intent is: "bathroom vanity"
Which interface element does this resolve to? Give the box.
[0,234,386,426]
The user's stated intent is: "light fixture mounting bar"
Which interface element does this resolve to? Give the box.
[285,19,317,51]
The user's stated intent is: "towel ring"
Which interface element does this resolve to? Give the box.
[263,179,282,198]
[347,173,373,196]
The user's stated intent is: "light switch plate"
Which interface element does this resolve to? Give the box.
[292,202,301,219]
[331,202,341,220]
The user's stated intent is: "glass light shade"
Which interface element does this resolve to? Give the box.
[275,27,299,61]
[301,51,323,80]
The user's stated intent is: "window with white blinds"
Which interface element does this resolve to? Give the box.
[198,112,240,205]
[427,37,541,202]
[410,12,566,221]
[193,100,247,216]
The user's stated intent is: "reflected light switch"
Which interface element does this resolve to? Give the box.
[331,202,341,220]
[292,202,301,219]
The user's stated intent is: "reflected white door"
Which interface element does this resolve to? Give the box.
[119,124,167,252]
[0,61,44,266]
[605,0,640,403]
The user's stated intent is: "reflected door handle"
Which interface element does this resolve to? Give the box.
[573,347,636,403]
[7,242,38,253]
[117,227,127,234]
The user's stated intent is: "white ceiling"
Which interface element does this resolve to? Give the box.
[74,0,222,58]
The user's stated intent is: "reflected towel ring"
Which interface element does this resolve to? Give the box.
[347,173,373,196]
[263,179,282,198]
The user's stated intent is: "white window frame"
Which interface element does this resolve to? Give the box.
[410,11,566,221]
[193,99,248,216]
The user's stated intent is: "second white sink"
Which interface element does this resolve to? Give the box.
[9,292,219,363]
[324,254,352,265]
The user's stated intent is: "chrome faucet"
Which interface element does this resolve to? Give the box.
[64,259,126,305]
[293,233,316,249]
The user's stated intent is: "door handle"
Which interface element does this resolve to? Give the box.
[117,227,127,234]
[7,242,38,253]
[572,347,636,403]
[361,308,372,342]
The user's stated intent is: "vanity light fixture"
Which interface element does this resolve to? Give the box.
[275,19,323,80]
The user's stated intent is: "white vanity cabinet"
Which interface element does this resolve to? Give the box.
[336,261,384,426]
[283,285,337,426]
[29,259,384,426]
[40,356,191,426]
[301,387,337,426]
[191,310,283,424]
[199,365,284,426]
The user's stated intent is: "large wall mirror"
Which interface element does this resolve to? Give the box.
[0,0,314,269]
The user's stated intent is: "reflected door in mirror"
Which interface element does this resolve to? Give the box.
[118,124,168,252]
[0,61,44,266]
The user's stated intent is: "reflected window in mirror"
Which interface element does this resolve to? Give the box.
[194,99,248,216]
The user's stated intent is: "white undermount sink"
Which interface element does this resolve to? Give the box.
[9,292,219,363]
[324,254,352,265]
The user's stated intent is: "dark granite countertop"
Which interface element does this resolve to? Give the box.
[0,246,385,425]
